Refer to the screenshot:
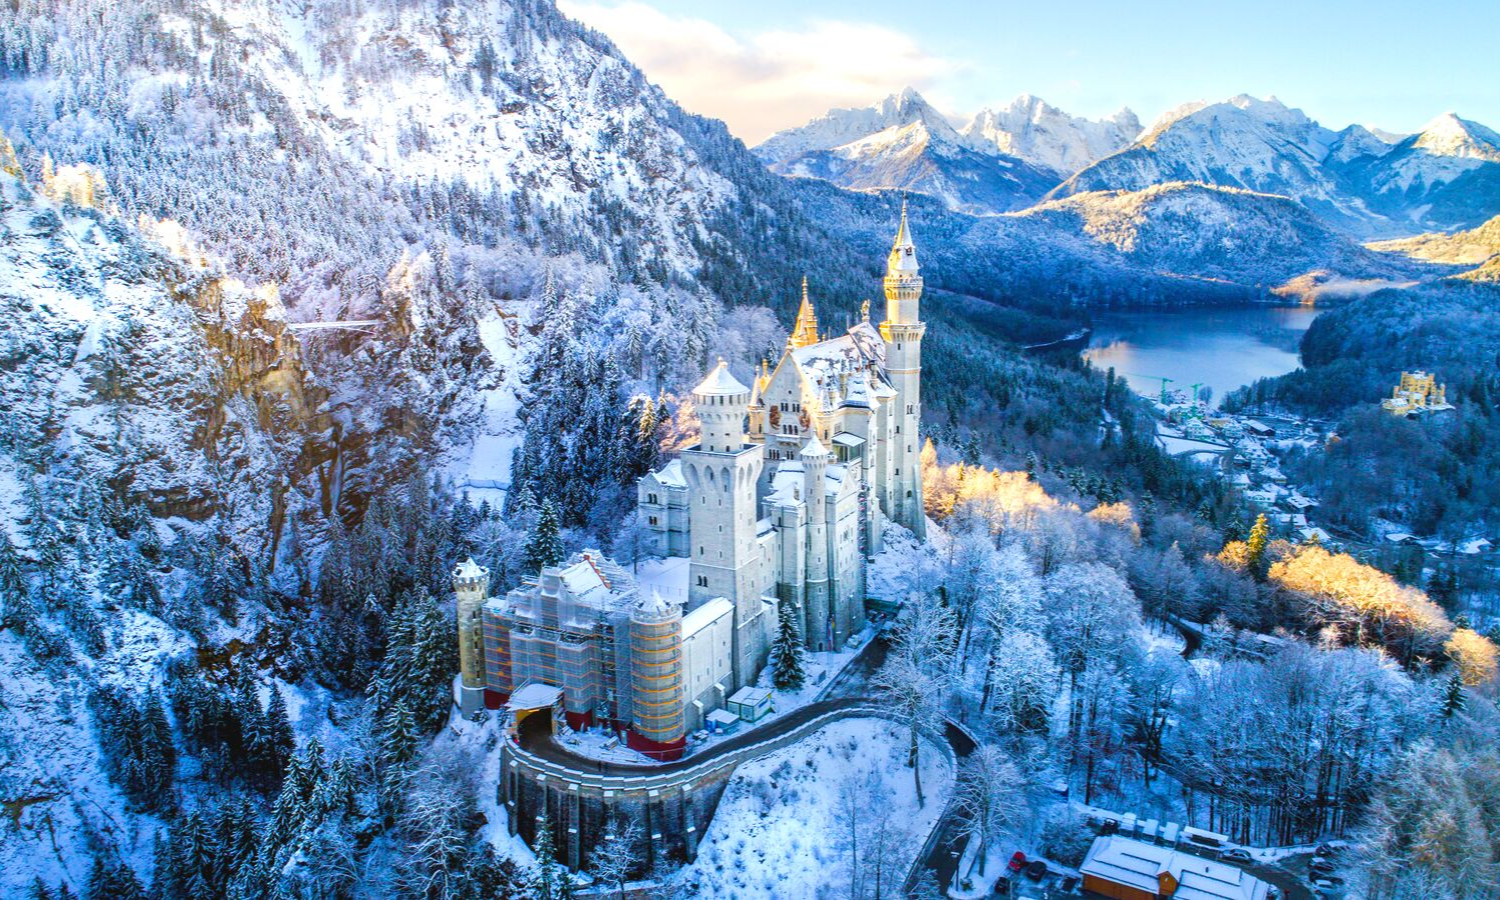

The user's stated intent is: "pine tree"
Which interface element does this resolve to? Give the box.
[1443,671,1466,719]
[263,685,296,778]
[140,691,176,807]
[29,877,52,900]
[525,500,564,573]
[1245,514,1270,579]
[0,531,27,624]
[530,812,572,900]
[769,604,806,690]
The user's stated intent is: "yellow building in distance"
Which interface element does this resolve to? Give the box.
[1382,371,1454,417]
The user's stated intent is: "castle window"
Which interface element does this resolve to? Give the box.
[697,575,708,587]
[700,546,705,556]
[649,515,658,526]
[648,493,658,504]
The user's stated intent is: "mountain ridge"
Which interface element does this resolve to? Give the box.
[763,90,1500,237]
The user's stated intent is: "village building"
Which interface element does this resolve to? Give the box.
[1080,835,1271,900]
[453,211,930,759]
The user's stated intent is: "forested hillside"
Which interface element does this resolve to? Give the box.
[1225,277,1500,541]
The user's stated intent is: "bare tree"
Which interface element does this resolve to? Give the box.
[588,815,645,899]
[954,745,1027,877]
[875,591,957,806]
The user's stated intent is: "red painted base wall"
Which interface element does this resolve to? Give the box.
[627,729,686,762]
[484,690,507,710]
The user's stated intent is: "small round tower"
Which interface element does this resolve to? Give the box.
[801,436,832,650]
[453,558,490,717]
[628,590,687,761]
[693,359,750,454]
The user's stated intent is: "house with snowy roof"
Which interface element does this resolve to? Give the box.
[1080,835,1271,900]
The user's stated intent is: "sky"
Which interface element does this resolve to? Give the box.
[558,0,1500,144]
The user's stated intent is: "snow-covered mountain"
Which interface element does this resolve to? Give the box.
[960,94,1141,176]
[1332,113,1500,231]
[1050,95,1384,231]
[752,88,1059,214]
[1053,96,1500,235]
[1369,212,1500,286]
[0,146,344,889]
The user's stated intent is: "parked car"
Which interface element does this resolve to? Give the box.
[1101,818,1119,835]
[1310,859,1337,876]
[1024,860,1048,882]
[1220,848,1254,864]
[1007,851,1027,872]
[1314,843,1339,857]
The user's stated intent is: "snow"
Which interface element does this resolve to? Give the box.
[866,519,939,603]
[683,597,734,639]
[677,717,955,899]
[451,307,528,500]
[634,556,691,605]
[962,94,1141,176]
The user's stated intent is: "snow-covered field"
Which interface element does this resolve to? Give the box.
[678,718,954,899]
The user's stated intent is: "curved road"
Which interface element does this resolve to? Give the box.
[518,634,894,775]
[514,633,978,890]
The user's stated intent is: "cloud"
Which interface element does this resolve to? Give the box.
[558,1,953,144]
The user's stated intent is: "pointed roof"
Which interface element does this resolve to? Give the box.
[888,200,919,275]
[633,588,678,623]
[789,277,820,348]
[454,558,488,580]
[800,434,830,459]
[694,358,749,396]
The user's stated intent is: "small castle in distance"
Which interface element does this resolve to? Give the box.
[453,207,930,760]
[1381,370,1454,417]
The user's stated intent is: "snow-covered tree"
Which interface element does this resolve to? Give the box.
[769,603,806,690]
[587,816,643,899]
[525,500,565,573]
[955,745,1026,876]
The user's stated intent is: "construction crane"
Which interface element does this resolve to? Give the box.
[1126,373,1174,404]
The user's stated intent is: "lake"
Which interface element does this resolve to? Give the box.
[1082,305,1320,406]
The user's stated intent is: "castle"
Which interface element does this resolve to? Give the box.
[1381,370,1454,417]
[454,208,928,760]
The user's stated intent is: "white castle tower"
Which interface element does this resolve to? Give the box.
[800,435,832,648]
[453,558,490,716]
[881,202,927,539]
[681,359,768,688]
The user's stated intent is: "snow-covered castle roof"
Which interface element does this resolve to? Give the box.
[694,358,750,396]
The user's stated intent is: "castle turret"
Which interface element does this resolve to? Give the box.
[629,590,686,761]
[747,360,769,444]
[693,359,750,453]
[801,435,833,650]
[453,558,490,717]
[880,202,927,538]
[789,277,820,349]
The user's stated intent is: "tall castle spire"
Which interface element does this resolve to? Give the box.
[880,201,927,539]
[789,276,820,349]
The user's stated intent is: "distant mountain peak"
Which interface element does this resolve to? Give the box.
[961,94,1141,176]
[1413,112,1500,160]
